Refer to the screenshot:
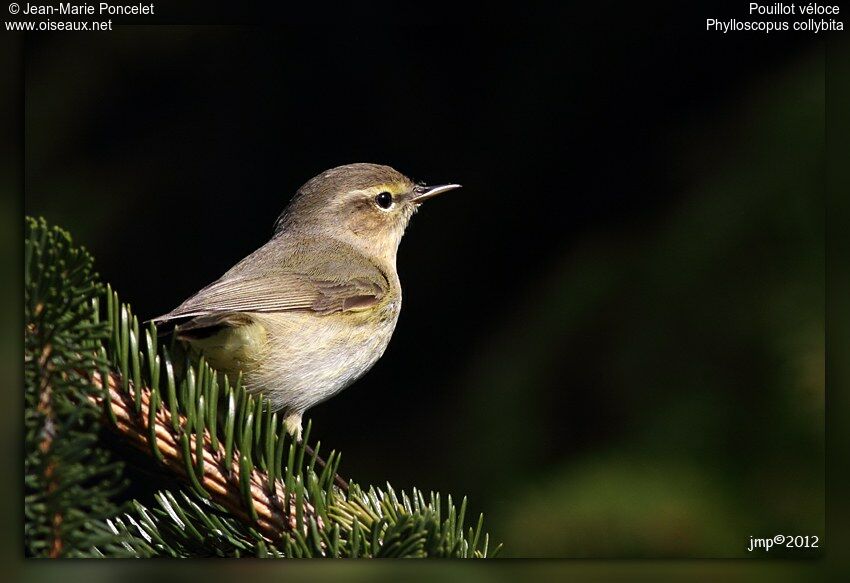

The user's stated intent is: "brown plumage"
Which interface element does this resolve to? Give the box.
[153,163,460,437]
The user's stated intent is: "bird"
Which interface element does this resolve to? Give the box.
[153,163,460,438]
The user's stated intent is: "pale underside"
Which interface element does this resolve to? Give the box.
[153,232,402,434]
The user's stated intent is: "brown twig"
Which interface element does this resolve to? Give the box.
[303,444,350,493]
[35,341,64,558]
[88,371,322,542]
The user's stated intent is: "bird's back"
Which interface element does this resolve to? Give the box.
[156,229,402,417]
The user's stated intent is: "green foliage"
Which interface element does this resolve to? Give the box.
[24,216,499,558]
[24,217,133,557]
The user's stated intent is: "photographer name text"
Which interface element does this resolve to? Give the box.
[19,2,154,15]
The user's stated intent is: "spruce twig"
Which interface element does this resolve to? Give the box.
[304,444,349,492]
[88,369,319,541]
[25,216,500,558]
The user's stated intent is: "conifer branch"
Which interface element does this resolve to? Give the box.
[25,216,500,558]
[88,370,318,542]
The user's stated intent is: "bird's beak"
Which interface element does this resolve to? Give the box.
[410,183,462,204]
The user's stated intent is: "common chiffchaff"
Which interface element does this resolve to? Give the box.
[154,163,460,437]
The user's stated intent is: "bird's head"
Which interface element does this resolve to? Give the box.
[276,163,461,262]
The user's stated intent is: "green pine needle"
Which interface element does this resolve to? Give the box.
[25,216,500,558]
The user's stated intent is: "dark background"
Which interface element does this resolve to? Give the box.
[25,4,827,557]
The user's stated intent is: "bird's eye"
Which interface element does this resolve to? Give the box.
[375,191,393,209]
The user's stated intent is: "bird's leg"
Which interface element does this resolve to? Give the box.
[283,410,350,494]
[283,411,303,440]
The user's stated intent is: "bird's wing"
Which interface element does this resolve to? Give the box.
[152,236,389,323]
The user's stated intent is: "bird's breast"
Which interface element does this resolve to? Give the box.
[245,296,402,411]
